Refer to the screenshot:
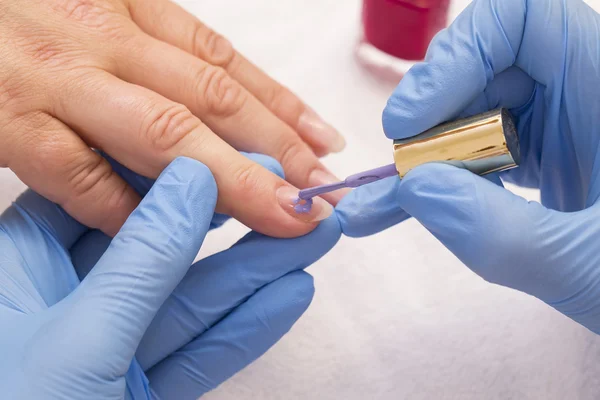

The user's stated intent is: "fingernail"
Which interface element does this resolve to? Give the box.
[298,107,346,153]
[308,169,351,205]
[276,186,333,223]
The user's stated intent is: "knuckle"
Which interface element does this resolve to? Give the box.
[27,40,64,64]
[230,162,265,193]
[277,139,306,170]
[142,103,201,152]
[60,153,132,231]
[59,0,98,20]
[18,35,97,69]
[54,0,124,25]
[65,154,113,199]
[192,24,235,68]
[194,66,246,117]
[95,178,133,225]
[50,0,130,45]
[19,36,81,68]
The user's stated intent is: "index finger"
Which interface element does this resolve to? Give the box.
[51,71,332,238]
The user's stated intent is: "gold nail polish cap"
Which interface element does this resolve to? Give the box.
[393,108,520,178]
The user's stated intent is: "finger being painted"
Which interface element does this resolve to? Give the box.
[104,151,286,230]
[51,71,332,238]
[113,34,347,205]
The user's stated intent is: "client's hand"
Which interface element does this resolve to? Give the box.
[0,0,343,239]
[0,155,340,399]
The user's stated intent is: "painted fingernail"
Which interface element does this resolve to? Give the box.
[308,169,351,205]
[298,107,346,153]
[276,186,333,223]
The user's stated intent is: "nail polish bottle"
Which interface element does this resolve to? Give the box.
[356,0,451,79]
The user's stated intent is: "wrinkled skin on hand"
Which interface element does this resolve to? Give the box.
[0,0,343,239]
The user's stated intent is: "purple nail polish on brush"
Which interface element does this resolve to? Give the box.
[297,163,398,204]
[292,109,522,214]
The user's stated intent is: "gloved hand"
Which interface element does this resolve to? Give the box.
[337,0,600,334]
[0,155,340,399]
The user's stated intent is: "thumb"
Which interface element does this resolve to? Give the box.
[65,157,217,368]
[397,164,600,331]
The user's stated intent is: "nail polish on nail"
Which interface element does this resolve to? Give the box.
[294,197,313,213]
[276,186,333,222]
[298,108,346,153]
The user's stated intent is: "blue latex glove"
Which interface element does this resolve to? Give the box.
[338,0,600,334]
[0,155,340,399]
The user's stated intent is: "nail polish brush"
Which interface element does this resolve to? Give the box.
[297,163,397,202]
[296,108,521,208]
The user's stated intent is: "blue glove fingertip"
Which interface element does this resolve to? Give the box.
[164,157,218,206]
[336,176,409,238]
[260,270,315,317]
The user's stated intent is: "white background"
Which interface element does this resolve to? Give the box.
[2,1,600,399]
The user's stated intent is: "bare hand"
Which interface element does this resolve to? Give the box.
[0,0,346,237]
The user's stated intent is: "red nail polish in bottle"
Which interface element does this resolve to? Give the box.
[356,0,451,80]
